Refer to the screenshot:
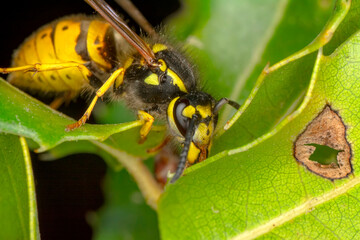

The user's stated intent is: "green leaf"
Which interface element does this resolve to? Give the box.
[235,0,339,102]
[212,53,316,155]
[213,0,349,153]
[0,78,164,154]
[325,0,360,54]
[158,2,360,239]
[0,0,358,239]
[168,0,289,99]
[41,140,121,170]
[0,134,39,240]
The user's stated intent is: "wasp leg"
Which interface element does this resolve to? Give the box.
[0,62,89,109]
[49,95,66,110]
[66,68,125,131]
[138,110,154,144]
[0,62,91,75]
[49,91,77,110]
[0,62,92,90]
[147,136,171,153]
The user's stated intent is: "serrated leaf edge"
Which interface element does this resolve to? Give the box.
[221,0,350,134]
[219,0,289,125]
[186,48,322,175]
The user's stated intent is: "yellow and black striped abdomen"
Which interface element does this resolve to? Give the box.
[8,16,116,93]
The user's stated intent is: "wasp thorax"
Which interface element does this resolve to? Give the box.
[118,45,198,119]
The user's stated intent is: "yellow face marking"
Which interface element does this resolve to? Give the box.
[196,105,212,119]
[144,73,160,86]
[194,122,213,145]
[182,105,196,118]
[152,44,168,53]
[167,69,188,93]
[187,142,201,164]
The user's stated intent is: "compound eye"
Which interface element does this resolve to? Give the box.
[173,98,191,136]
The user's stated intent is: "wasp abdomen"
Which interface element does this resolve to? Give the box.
[8,16,117,93]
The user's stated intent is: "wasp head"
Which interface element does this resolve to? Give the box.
[167,92,240,183]
[167,91,218,164]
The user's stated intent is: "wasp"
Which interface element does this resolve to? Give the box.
[0,0,239,183]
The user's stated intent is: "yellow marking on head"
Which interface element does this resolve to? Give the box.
[144,73,159,86]
[158,59,167,72]
[196,105,212,118]
[167,69,188,93]
[195,122,212,145]
[140,58,146,66]
[167,97,181,137]
[188,142,201,164]
[182,105,196,118]
[152,43,168,53]
[193,121,214,148]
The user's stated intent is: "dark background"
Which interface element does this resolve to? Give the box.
[0,0,179,239]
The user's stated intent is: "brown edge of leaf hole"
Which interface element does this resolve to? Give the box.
[293,104,353,180]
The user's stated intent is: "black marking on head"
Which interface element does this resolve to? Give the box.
[202,116,212,125]
[186,91,216,107]
[66,74,71,80]
[179,91,217,132]
[62,25,69,31]
[41,33,47,39]
[50,75,56,80]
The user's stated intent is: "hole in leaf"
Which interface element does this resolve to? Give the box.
[305,143,343,166]
[294,105,352,179]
